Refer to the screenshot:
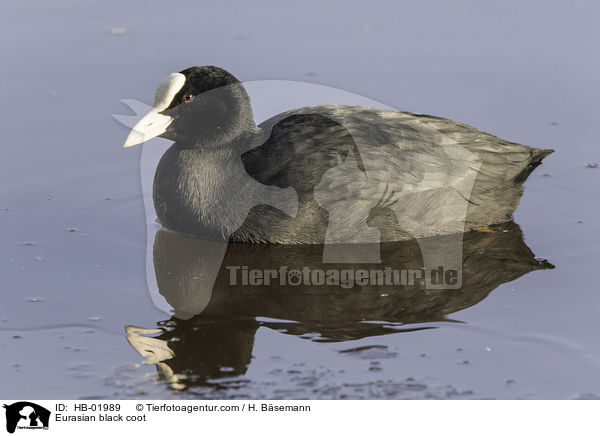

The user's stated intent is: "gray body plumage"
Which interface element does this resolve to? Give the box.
[153,104,552,244]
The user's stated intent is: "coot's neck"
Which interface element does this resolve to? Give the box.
[175,127,261,153]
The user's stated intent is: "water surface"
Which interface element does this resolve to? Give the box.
[1,0,599,399]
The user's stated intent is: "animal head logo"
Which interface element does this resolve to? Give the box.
[3,402,50,434]
[113,80,483,317]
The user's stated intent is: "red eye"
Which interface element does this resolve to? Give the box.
[182,93,194,103]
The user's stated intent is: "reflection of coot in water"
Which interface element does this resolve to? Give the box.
[237,114,366,244]
[156,222,552,331]
[126,222,553,390]
[126,320,257,389]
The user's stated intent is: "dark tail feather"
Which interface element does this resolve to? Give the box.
[514,148,554,183]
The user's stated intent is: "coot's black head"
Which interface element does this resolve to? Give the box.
[123,66,255,149]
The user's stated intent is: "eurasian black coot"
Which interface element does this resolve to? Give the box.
[123,66,553,244]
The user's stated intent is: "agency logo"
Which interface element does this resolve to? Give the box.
[3,402,50,434]
[113,80,479,318]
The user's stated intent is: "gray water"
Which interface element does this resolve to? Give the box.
[1,0,599,399]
